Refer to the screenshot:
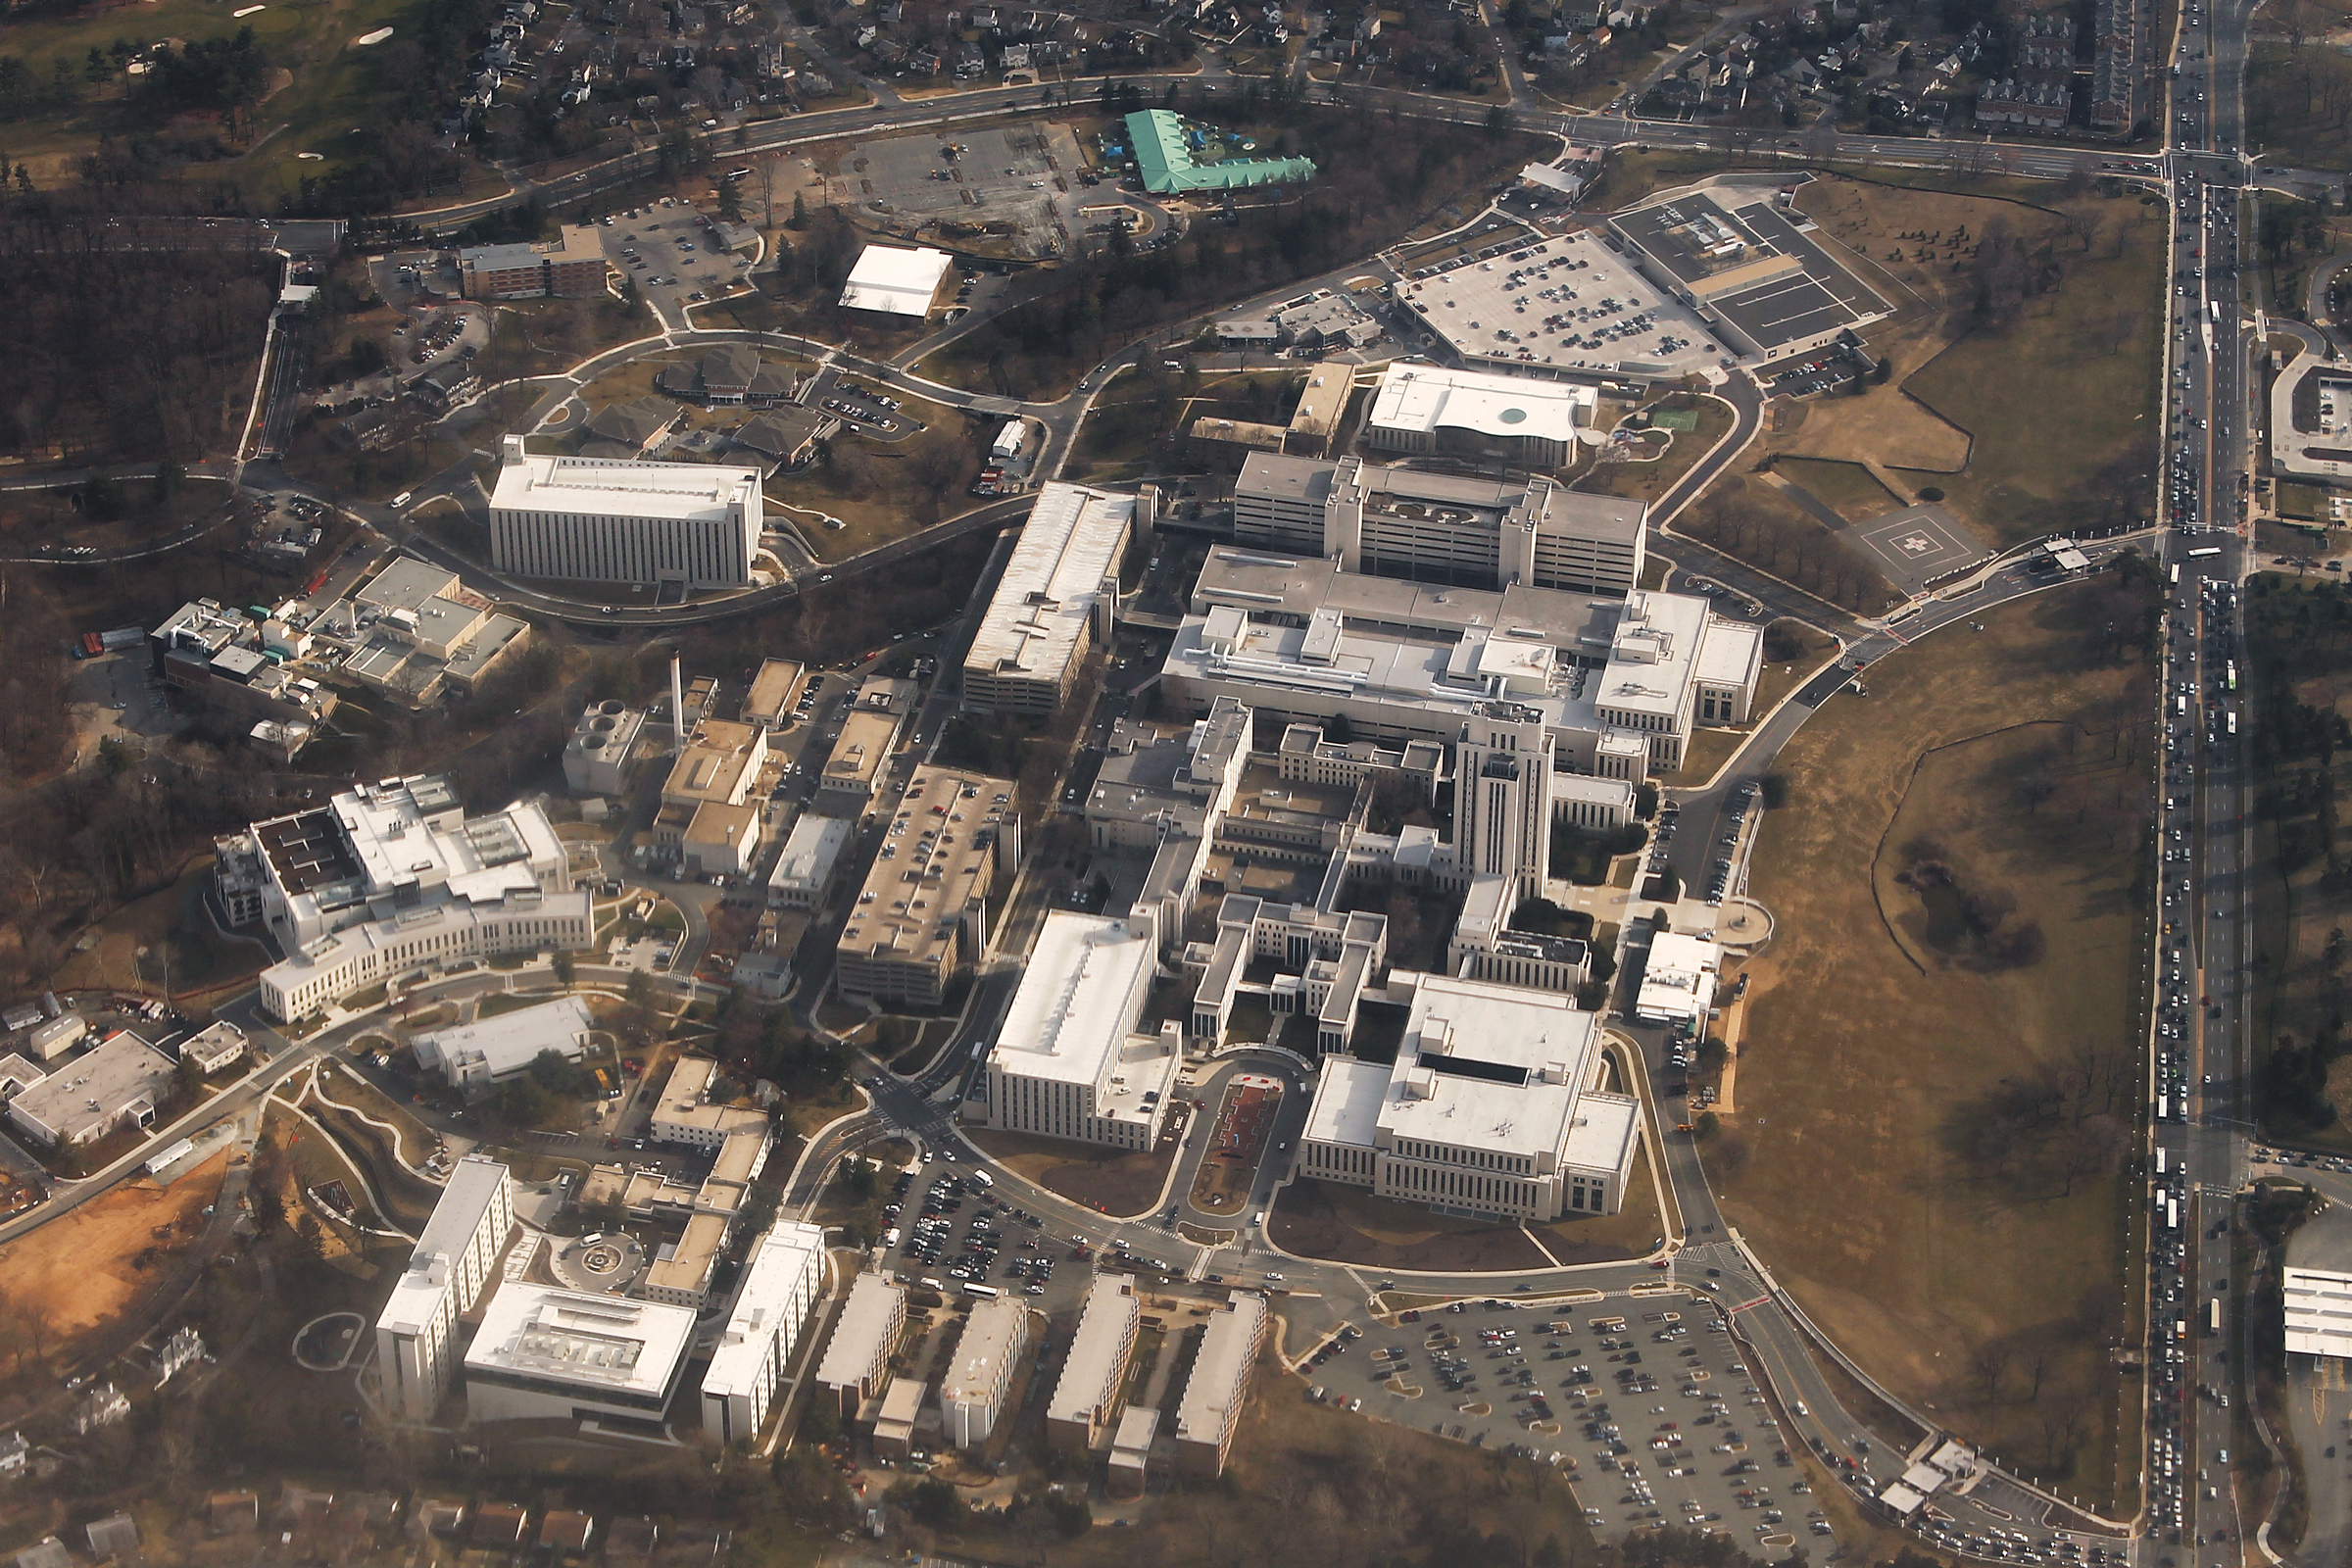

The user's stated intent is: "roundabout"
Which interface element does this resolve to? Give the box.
[550,1230,645,1293]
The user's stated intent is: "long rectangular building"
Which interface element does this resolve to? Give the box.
[835,768,1015,1006]
[1172,1292,1269,1478]
[961,482,1134,716]
[940,1298,1029,1450]
[813,1271,907,1418]
[1233,452,1644,597]
[375,1156,514,1422]
[487,435,763,589]
[464,1287,698,1427]
[700,1220,829,1446]
[1046,1274,1140,1455]
[980,912,1182,1151]
[1364,364,1595,467]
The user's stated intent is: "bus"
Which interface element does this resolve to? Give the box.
[962,1282,1001,1299]
[2209,300,2221,327]
[2208,1298,2223,1337]
[2156,1148,2169,1176]
[2186,546,2223,560]
[2227,662,2238,691]
[2228,710,2237,737]
[2170,564,2182,585]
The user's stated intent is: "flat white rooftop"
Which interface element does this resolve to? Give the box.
[412,995,592,1082]
[2285,1267,2352,1358]
[839,244,954,317]
[1301,1055,1391,1151]
[964,482,1133,690]
[702,1221,827,1400]
[465,1284,698,1402]
[940,1298,1027,1408]
[1368,362,1595,445]
[989,911,1156,1090]
[1636,930,1720,1025]
[815,1272,906,1389]
[490,451,761,522]
[1173,1292,1267,1447]
[1048,1274,1139,1427]
[768,813,854,896]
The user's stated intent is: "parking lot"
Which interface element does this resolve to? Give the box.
[836,123,1085,258]
[1297,1294,1823,1557]
[600,199,755,323]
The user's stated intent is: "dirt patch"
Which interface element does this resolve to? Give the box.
[1723,575,2159,1507]
[964,1127,1178,1218]
[1273,1180,1527,1273]
[0,1154,228,1347]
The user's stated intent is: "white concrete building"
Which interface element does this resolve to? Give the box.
[1457,703,1554,898]
[940,1298,1029,1450]
[700,1220,829,1446]
[4,1032,175,1150]
[2285,1268,2352,1358]
[464,1286,699,1427]
[838,244,955,318]
[222,774,590,1023]
[1296,973,1642,1220]
[813,1271,908,1418]
[374,1155,514,1422]
[410,996,595,1092]
[1046,1274,1140,1455]
[1162,551,1761,777]
[1447,874,1588,995]
[1172,1292,1269,1478]
[961,482,1134,716]
[1635,931,1721,1030]
[487,436,763,589]
[177,1020,249,1075]
[1233,452,1646,597]
[564,701,647,796]
[766,813,855,912]
[979,912,1182,1151]
[1364,364,1595,467]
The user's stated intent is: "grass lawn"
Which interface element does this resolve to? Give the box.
[1269,1146,1662,1272]
[963,1127,1178,1218]
[1573,394,1736,506]
[1776,457,1903,523]
[1723,575,2159,1508]
[1777,173,2165,549]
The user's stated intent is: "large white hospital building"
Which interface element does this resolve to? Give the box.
[221,774,591,1023]
[978,911,1184,1151]
[1297,972,1642,1221]
[487,435,763,589]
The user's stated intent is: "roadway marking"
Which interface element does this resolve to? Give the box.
[1729,1294,1774,1314]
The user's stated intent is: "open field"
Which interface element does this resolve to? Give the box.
[0,1154,228,1347]
[965,1127,1179,1218]
[1776,457,1903,524]
[1780,173,2165,547]
[1671,471,1901,616]
[1724,574,2159,1504]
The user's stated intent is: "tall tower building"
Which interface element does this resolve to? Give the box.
[1456,703,1552,898]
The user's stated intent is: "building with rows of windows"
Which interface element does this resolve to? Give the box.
[487,435,762,590]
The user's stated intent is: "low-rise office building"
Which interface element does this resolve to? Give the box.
[1232,451,1645,597]
[487,435,763,590]
[375,1156,514,1422]
[700,1220,829,1446]
[742,659,808,730]
[1447,874,1587,994]
[177,1020,250,1075]
[409,996,594,1092]
[838,244,956,318]
[1296,972,1642,1220]
[813,1271,907,1420]
[458,226,610,300]
[767,813,855,912]
[1634,930,1721,1030]
[980,912,1182,1152]
[463,1287,698,1427]
[4,1031,175,1149]
[835,768,1015,1007]
[812,698,908,818]
[961,482,1135,716]
[939,1298,1029,1450]
[1046,1273,1141,1455]
[1364,363,1594,467]
[151,599,340,735]
[1172,1292,1269,1478]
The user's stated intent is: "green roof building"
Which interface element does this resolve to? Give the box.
[1123,111,1317,194]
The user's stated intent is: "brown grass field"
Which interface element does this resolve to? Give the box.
[965,1127,1179,1218]
[1776,457,1905,523]
[1722,575,2158,1508]
[0,1155,228,1347]
[1779,172,2165,546]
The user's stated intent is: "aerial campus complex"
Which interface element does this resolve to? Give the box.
[6,13,2307,1553]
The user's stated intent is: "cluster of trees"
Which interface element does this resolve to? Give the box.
[484,1047,598,1129]
[1674,475,1897,615]
[948,98,1538,398]
[1942,1033,2135,1200]
[0,192,274,466]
